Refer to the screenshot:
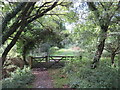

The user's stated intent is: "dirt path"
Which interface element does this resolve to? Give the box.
[32,68,53,88]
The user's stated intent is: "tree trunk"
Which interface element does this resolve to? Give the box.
[2,20,21,44]
[22,53,28,65]
[91,27,108,68]
[22,44,28,65]
[111,52,116,65]
[2,24,26,65]
[2,3,35,65]
[2,2,35,44]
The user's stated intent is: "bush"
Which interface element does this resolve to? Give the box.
[2,66,34,88]
[63,58,119,88]
[49,47,59,54]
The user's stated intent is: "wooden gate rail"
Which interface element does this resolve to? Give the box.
[28,56,82,68]
[33,56,47,62]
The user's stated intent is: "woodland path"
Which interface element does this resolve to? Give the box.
[32,68,53,88]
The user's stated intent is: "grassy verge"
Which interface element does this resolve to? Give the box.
[48,68,69,88]
[63,57,119,88]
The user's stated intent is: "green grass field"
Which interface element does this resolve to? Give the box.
[50,48,80,56]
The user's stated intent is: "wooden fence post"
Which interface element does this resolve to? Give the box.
[45,56,49,62]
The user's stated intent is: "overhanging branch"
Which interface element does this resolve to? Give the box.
[27,2,58,24]
[2,2,27,32]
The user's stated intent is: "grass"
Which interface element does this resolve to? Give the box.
[48,46,119,88]
[48,48,80,88]
[48,68,69,88]
[50,48,79,56]
[26,84,33,88]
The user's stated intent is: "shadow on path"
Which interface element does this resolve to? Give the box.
[32,68,53,88]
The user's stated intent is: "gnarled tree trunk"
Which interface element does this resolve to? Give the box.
[91,27,108,68]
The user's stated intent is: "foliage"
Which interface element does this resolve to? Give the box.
[1,1,76,65]
[1,1,119,88]
[2,66,34,88]
[0,42,19,57]
[16,15,69,57]
[62,57,119,88]
[105,24,120,55]
[49,47,59,55]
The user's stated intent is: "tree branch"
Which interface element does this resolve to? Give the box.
[36,2,52,15]
[87,2,100,24]
[108,1,120,23]
[99,3,106,11]
[27,2,58,24]
[2,2,27,32]
[2,2,35,44]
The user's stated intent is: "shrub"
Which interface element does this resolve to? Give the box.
[63,58,119,88]
[2,66,34,88]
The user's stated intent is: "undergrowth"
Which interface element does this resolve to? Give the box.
[2,66,34,88]
[62,57,119,88]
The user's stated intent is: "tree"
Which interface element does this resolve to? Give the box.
[2,2,27,33]
[87,2,120,68]
[16,19,66,64]
[105,23,120,65]
[105,38,120,65]
[1,1,67,65]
